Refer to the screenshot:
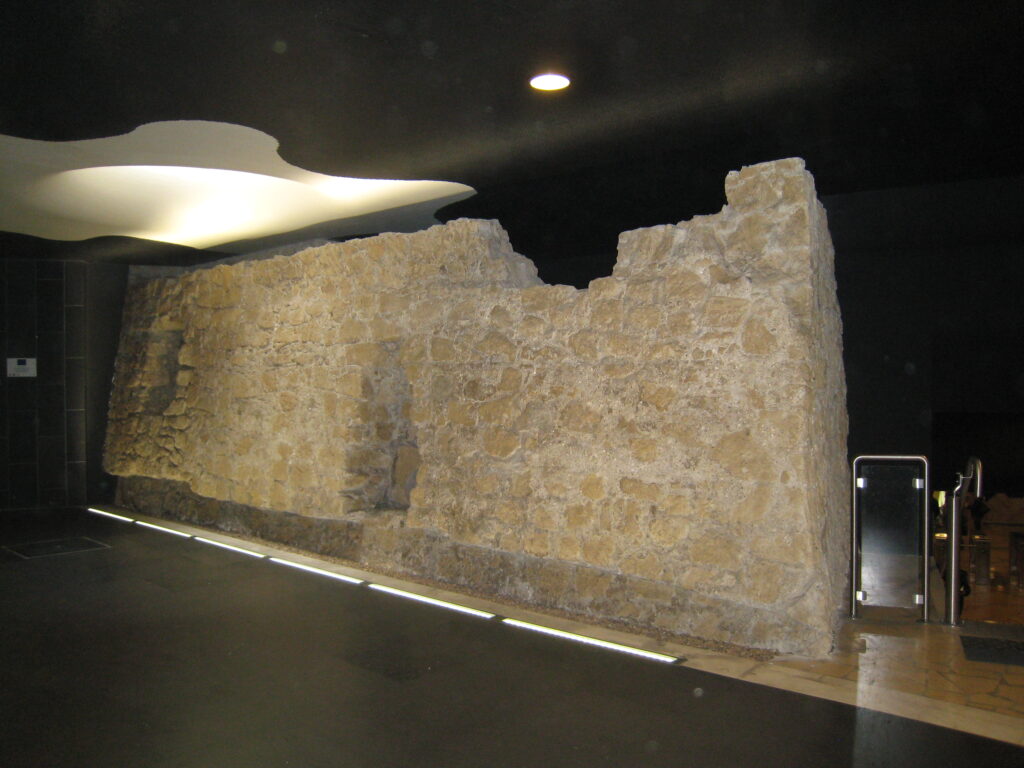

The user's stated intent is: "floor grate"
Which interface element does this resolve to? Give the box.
[3,537,110,559]
[960,635,1024,667]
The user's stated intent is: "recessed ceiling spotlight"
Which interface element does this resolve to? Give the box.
[530,73,570,91]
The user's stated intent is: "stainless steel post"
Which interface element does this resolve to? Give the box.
[850,461,860,619]
[966,456,983,500]
[921,459,930,622]
[944,472,965,626]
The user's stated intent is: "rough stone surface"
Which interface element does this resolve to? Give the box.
[106,158,849,656]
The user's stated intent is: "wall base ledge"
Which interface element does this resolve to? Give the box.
[116,475,830,657]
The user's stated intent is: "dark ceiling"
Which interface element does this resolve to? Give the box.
[2,0,1022,281]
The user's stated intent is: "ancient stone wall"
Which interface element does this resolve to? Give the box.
[106,158,849,655]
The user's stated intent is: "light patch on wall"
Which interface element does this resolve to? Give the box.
[0,121,475,252]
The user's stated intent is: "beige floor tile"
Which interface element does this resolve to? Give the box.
[773,658,855,679]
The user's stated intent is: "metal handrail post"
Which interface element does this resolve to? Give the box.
[944,472,966,626]
[850,459,860,618]
[921,458,930,622]
[943,458,982,626]
[966,456,983,500]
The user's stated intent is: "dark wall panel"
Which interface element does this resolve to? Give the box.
[86,262,128,504]
[0,259,127,510]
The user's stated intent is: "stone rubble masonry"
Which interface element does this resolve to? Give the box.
[106,158,849,656]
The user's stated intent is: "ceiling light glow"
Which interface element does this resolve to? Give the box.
[530,73,570,91]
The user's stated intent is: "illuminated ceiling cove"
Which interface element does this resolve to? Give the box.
[0,121,475,253]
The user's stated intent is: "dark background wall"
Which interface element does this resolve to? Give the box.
[85,263,129,504]
[0,258,126,510]
[827,176,1024,495]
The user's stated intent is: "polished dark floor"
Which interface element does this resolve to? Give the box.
[2,509,1022,768]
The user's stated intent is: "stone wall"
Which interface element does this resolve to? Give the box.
[106,158,849,655]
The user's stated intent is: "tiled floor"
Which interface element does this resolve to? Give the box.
[557,599,1024,747]
[84,507,1024,748]
[769,608,1024,744]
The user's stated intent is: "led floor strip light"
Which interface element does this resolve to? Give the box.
[368,583,495,619]
[84,509,677,665]
[268,557,363,584]
[135,520,192,538]
[503,619,678,664]
[87,507,135,523]
[193,536,265,558]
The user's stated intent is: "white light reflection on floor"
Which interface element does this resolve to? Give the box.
[367,583,495,619]
[503,619,678,664]
[86,507,135,523]
[135,520,192,538]
[90,509,681,669]
[268,557,363,584]
[193,536,265,558]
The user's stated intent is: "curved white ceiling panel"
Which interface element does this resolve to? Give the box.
[0,121,475,251]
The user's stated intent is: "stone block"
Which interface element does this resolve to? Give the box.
[447,401,477,427]
[639,381,676,411]
[477,331,515,359]
[581,534,616,568]
[482,427,520,458]
[520,284,574,312]
[702,296,750,328]
[567,330,599,360]
[621,554,664,581]
[565,503,592,530]
[624,304,662,332]
[712,430,775,483]
[724,157,807,210]
[556,534,582,561]
[430,337,457,361]
[580,474,605,500]
[741,317,777,354]
[650,514,691,548]
[559,401,602,433]
[345,343,389,366]
[478,396,517,425]
[589,299,623,330]
[619,477,661,502]
[628,437,658,462]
